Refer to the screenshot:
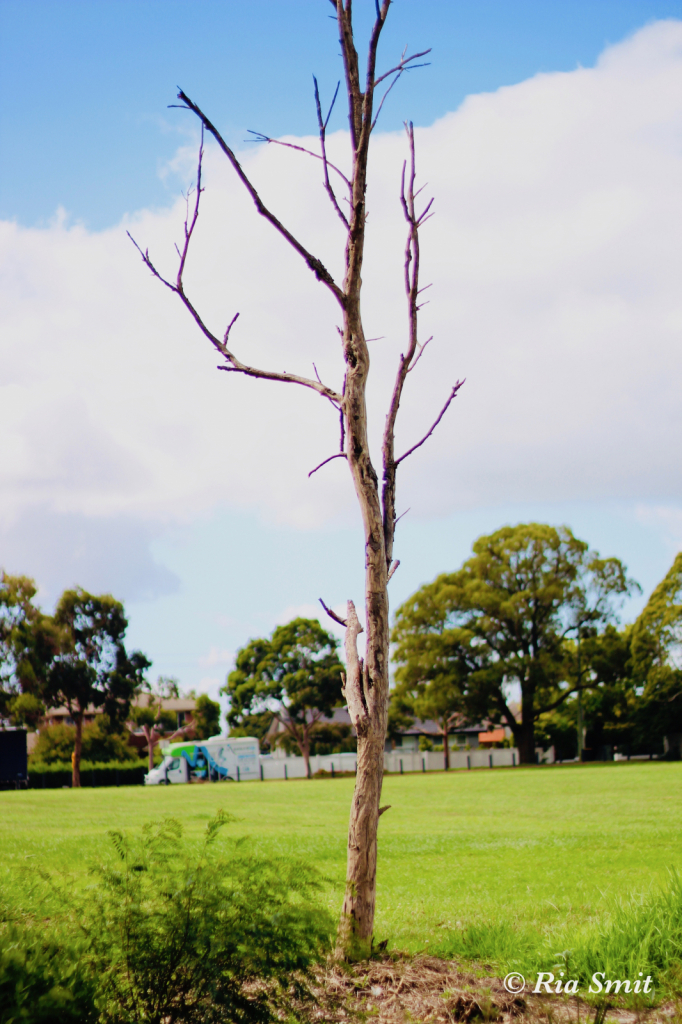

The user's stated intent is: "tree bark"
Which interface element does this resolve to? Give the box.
[72,711,83,788]
[301,732,311,779]
[130,0,457,964]
[143,724,159,772]
[442,722,450,770]
[338,600,388,960]
[517,720,536,764]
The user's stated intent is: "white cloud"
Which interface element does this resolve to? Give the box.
[635,503,682,553]
[195,676,225,704]
[2,19,682,556]
[198,646,234,669]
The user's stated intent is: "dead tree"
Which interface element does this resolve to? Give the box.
[130,0,463,960]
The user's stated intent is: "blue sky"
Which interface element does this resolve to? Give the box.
[1,1,682,701]
[3,0,682,228]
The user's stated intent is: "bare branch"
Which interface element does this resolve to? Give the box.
[378,805,391,816]
[371,67,402,132]
[342,600,369,724]
[314,76,351,228]
[175,89,346,308]
[407,335,432,373]
[381,121,433,569]
[308,452,347,477]
[394,508,410,526]
[127,230,342,405]
[319,598,349,629]
[374,49,432,87]
[387,560,400,582]
[394,381,465,466]
[246,128,351,189]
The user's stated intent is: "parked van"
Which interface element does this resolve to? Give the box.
[144,736,260,785]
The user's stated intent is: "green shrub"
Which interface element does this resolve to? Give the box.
[30,718,139,766]
[0,923,98,1024]
[1,812,333,1024]
[27,761,148,788]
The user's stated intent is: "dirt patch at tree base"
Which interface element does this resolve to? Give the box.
[290,954,680,1024]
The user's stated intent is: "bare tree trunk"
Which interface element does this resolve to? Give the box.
[72,712,83,788]
[130,0,461,962]
[442,722,450,771]
[519,685,536,764]
[301,731,311,779]
[142,724,157,772]
[518,720,536,764]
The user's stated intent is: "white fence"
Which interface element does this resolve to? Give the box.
[257,747,520,781]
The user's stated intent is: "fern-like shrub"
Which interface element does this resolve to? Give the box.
[0,924,99,1024]
[1,811,333,1024]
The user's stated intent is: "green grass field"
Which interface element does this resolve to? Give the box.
[2,761,680,958]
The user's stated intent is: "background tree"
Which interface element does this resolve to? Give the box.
[132,1,453,957]
[0,572,60,723]
[129,694,178,772]
[30,717,140,765]
[630,553,682,756]
[46,589,149,787]
[393,524,635,764]
[192,693,221,740]
[385,691,414,751]
[156,674,181,699]
[391,581,470,768]
[223,618,344,778]
[535,625,636,760]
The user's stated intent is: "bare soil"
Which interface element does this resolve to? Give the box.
[291,954,681,1024]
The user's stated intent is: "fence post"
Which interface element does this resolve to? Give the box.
[260,763,264,781]
[422,756,426,773]
[284,764,288,780]
[512,752,516,767]
[489,753,493,769]
[237,766,240,782]
[331,763,335,779]
[467,755,471,770]
[400,759,404,775]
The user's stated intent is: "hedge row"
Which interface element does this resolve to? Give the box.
[27,760,149,788]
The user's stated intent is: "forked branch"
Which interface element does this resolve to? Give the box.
[314,77,350,228]
[127,144,342,406]
[173,89,346,309]
[394,381,464,466]
[380,121,462,571]
[319,598,350,630]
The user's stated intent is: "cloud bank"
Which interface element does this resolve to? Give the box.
[1,20,682,595]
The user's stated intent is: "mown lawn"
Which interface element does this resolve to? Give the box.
[1,762,680,952]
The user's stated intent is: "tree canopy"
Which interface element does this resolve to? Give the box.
[629,552,682,750]
[393,524,636,763]
[0,572,60,722]
[45,589,150,785]
[223,618,344,776]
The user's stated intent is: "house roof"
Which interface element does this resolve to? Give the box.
[263,707,491,739]
[45,696,196,718]
[131,696,196,712]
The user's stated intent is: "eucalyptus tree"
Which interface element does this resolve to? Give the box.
[223,618,344,779]
[47,589,149,787]
[393,524,636,764]
[131,2,458,958]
